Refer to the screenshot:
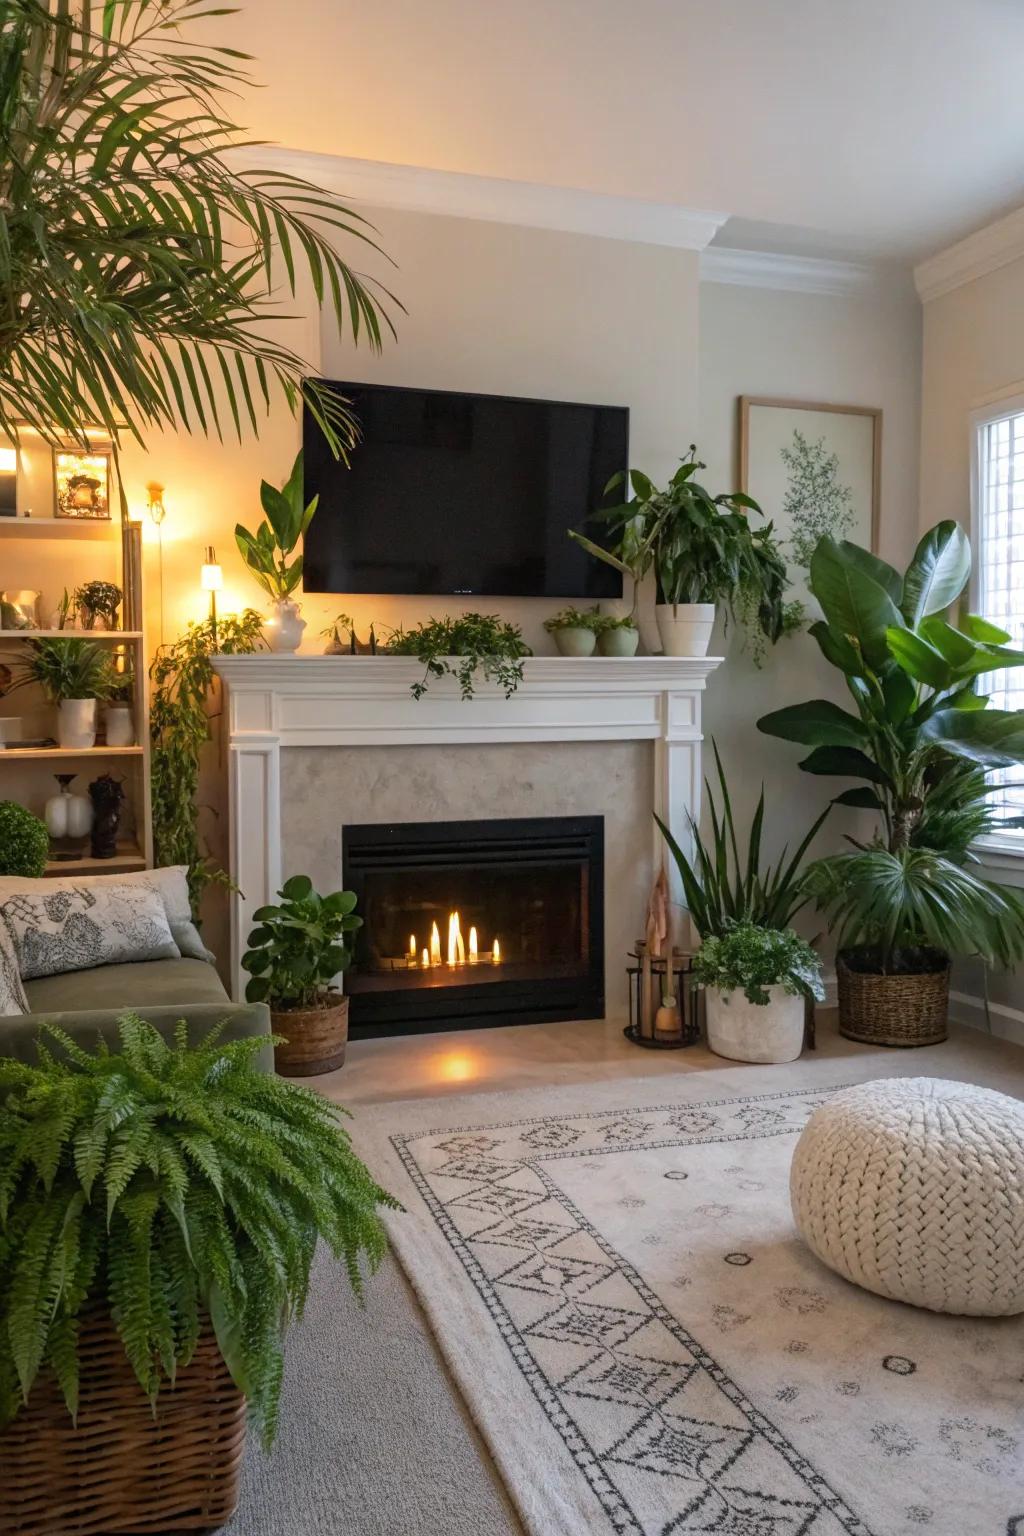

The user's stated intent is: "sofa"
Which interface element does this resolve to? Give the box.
[0,866,272,1070]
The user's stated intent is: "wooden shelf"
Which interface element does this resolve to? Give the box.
[0,517,115,539]
[0,745,143,761]
[45,842,146,876]
[0,629,143,641]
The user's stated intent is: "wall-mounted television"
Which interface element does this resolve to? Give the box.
[301,381,628,598]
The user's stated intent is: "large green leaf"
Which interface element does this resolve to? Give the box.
[797,745,891,785]
[900,521,971,624]
[758,700,869,750]
[809,537,905,668]
[922,708,1024,767]
[885,627,952,689]
[807,620,863,676]
[833,542,903,605]
[960,613,1011,644]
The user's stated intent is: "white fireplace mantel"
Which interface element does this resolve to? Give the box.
[212,653,722,999]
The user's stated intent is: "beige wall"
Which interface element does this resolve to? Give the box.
[698,279,922,884]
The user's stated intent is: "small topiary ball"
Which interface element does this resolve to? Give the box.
[0,800,50,877]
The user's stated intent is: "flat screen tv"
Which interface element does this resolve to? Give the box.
[301,381,628,598]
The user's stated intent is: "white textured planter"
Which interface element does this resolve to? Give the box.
[104,704,135,747]
[57,698,97,750]
[597,626,640,657]
[655,602,716,657]
[552,628,597,657]
[264,598,306,654]
[705,984,805,1064]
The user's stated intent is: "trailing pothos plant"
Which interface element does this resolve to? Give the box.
[235,452,317,603]
[571,449,796,647]
[758,522,1024,970]
[385,613,531,700]
[150,611,265,914]
[0,1017,398,1446]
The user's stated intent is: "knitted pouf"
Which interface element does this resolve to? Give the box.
[790,1077,1024,1316]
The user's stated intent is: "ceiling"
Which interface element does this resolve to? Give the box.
[230,0,1024,263]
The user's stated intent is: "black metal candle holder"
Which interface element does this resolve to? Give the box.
[623,944,700,1049]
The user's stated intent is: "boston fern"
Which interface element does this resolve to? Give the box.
[0,1017,398,1446]
[385,613,531,700]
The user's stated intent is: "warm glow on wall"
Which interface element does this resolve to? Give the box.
[0,448,16,473]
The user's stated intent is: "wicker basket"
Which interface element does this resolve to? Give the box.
[271,992,348,1076]
[836,950,950,1048]
[0,1312,246,1536]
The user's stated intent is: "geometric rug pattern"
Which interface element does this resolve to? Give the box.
[391,1085,1024,1536]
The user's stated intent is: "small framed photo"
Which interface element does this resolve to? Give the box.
[739,397,881,604]
[53,448,112,520]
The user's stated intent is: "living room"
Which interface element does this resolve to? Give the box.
[1,3,1023,1534]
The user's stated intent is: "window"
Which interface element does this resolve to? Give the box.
[972,397,1024,833]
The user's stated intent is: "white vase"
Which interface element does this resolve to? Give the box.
[45,774,92,843]
[264,598,306,654]
[704,984,805,1064]
[58,697,97,750]
[105,703,135,747]
[655,602,716,657]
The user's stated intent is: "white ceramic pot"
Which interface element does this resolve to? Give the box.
[704,984,805,1064]
[265,598,306,654]
[58,698,97,750]
[597,625,640,657]
[553,627,597,657]
[655,602,716,657]
[105,703,135,747]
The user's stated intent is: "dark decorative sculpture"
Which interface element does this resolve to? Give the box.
[88,774,125,859]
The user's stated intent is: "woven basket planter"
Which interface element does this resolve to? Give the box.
[836,949,949,1048]
[271,992,348,1076]
[0,1312,246,1536]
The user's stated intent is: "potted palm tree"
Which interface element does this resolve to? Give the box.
[759,522,1024,1046]
[0,1016,397,1533]
[242,875,362,1074]
[235,453,318,652]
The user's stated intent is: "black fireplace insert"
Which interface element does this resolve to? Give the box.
[342,815,604,1036]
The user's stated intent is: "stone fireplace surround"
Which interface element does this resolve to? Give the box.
[212,654,722,1014]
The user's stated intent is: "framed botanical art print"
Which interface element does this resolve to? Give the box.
[738,397,881,603]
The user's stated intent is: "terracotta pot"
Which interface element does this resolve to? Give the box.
[271,992,349,1076]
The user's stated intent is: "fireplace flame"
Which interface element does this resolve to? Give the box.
[447,911,466,967]
[429,921,442,966]
[409,914,500,969]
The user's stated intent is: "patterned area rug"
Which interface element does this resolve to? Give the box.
[356,1065,1024,1536]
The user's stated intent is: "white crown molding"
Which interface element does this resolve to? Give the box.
[700,246,881,297]
[234,146,729,252]
[914,204,1024,303]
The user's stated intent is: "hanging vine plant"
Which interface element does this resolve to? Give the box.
[150,612,265,914]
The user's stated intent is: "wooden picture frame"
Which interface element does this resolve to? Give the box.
[738,398,882,594]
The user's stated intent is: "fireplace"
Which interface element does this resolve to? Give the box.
[342,815,604,1036]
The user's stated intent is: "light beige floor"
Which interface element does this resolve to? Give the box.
[233,1013,1024,1536]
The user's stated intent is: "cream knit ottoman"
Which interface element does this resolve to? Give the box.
[790,1077,1024,1316]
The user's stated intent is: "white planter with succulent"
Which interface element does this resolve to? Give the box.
[693,922,824,1065]
[236,452,317,655]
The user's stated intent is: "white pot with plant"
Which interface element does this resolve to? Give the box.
[235,451,317,653]
[5,637,115,749]
[693,923,824,1064]
[571,451,793,660]
[543,605,602,656]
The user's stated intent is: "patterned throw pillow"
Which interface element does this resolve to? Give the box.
[0,867,214,964]
[2,882,180,982]
[0,914,28,1015]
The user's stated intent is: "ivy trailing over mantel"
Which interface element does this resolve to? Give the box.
[384,613,531,699]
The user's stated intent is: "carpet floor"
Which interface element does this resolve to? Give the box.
[225,1025,1024,1535]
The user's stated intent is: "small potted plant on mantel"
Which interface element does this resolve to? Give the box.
[543,605,604,656]
[242,874,362,1075]
[235,451,317,653]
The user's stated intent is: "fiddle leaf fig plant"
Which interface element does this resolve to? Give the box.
[758,521,1024,969]
[235,452,317,602]
[243,876,362,1011]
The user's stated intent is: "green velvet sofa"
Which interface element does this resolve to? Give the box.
[1,955,273,1070]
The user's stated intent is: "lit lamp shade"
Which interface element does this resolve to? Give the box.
[200,548,223,593]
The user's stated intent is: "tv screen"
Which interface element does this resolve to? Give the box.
[301,381,628,598]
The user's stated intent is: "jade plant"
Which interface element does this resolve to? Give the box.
[0,1017,398,1445]
[0,800,49,876]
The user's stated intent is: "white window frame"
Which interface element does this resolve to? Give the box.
[969,388,1024,872]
